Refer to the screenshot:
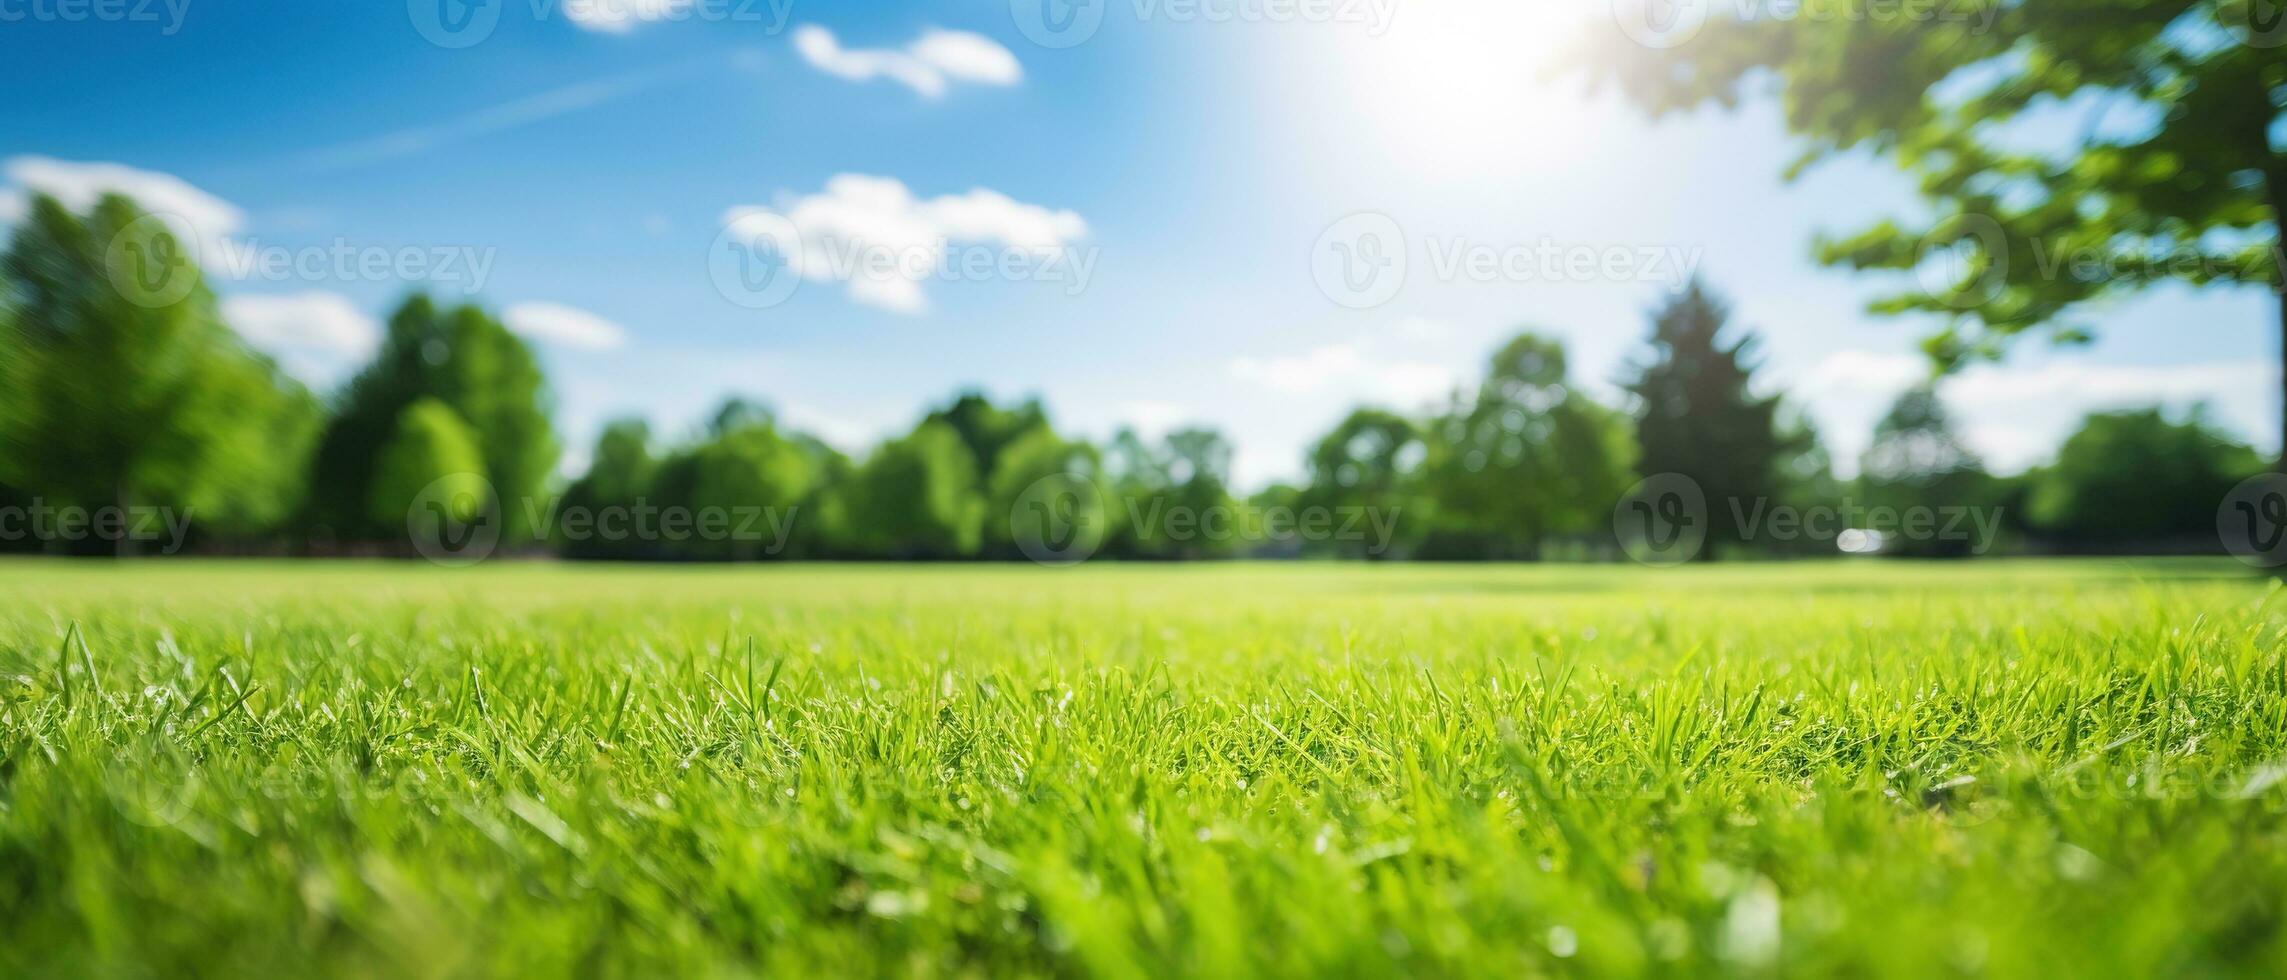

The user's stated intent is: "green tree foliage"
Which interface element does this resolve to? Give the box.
[2028,406,2264,544]
[681,416,820,561]
[556,420,658,560]
[1423,333,1636,560]
[0,296,30,553]
[0,193,318,552]
[308,296,556,544]
[829,420,984,559]
[923,391,1049,487]
[1769,409,1850,555]
[1299,408,1423,558]
[1106,426,1239,560]
[984,427,1105,559]
[1590,2,2287,455]
[1624,282,1797,557]
[1856,387,2004,557]
[369,398,488,543]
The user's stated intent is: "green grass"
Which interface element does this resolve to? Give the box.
[2,558,2285,977]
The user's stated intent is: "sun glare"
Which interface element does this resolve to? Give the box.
[1324,1,1600,179]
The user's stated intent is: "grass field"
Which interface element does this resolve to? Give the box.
[2,559,2285,976]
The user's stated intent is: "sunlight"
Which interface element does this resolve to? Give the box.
[1325,1,1600,180]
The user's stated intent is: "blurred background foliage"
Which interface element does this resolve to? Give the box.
[0,191,2271,560]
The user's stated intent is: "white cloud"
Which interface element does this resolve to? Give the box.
[504,301,631,351]
[1121,400,1190,439]
[1229,339,1458,408]
[721,173,1085,314]
[1803,349,1931,397]
[1395,316,1452,342]
[792,25,1021,98]
[219,291,381,389]
[562,0,692,33]
[1800,350,2275,474]
[1944,359,2275,470]
[1,156,244,262]
[1943,360,2268,410]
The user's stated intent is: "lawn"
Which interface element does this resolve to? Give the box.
[1,558,2284,976]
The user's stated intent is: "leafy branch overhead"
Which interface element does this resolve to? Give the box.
[1585,0,2287,367]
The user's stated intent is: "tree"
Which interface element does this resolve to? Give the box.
[1623,281,1797,558]
[984,426,1107,560]
[308,296,556,544]
[0,193,319,554]
[1299,408,1423,558]
[828,420,984,559]
[923,390,1049,488]
[369,398,488,548]
[1770,409,1848,555]
[682,417,819,561]
[1424,333,1636,560]
[2028,406,2264,545]
[1857,387,2003,557]
[557,419,658,560]
[1156,427,1241,559]
[1591,2,2287,459]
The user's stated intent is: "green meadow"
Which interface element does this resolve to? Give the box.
[3,558,2285,976]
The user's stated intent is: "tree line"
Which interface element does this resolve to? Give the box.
[0,193,2265,560]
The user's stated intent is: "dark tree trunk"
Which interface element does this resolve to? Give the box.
[2267,149,2287,471]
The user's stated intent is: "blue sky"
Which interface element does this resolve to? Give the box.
[1,0,2275,487]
